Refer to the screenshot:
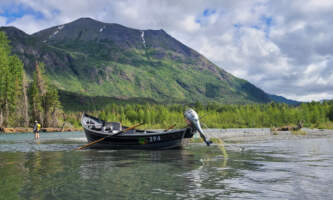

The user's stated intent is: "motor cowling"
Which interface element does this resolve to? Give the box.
[184,109,212,146]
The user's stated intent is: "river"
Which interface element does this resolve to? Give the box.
[0,131,332,199]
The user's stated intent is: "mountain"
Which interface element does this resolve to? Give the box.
[268,94,301,106]
[1,17,271,104]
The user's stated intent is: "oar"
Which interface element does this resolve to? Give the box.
[164,124,176,132]
[76,122,144,150]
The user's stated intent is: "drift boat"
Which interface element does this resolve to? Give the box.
[80,109,212,150]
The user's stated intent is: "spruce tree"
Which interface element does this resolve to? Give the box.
[29,62,62,127]
[0,31,24,127]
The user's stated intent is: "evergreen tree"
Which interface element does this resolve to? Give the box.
[29,64,43,124]
[29,62,62,127]
[328,105,333,122]
[44,85,62,127]
[20,72,29,127]
[0,31,24,127]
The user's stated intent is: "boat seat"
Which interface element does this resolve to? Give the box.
[92,124,103,130]
[124,129,136,134]
[104,122,122,131]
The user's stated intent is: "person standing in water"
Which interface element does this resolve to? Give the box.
[33,120,41,139]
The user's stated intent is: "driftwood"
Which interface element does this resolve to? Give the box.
[273,120,304,131]
[0,127,82,133]
[40,127,82,132]
[1,127,32,133]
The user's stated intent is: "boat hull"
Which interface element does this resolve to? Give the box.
[83,128,188,150]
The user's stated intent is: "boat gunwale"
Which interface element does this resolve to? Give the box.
[81,114,188,137]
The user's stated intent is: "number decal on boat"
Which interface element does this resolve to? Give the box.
[149,136,161,143]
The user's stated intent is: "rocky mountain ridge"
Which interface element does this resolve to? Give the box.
[1,17,271,104]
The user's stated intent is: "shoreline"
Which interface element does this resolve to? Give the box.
[200,128,333,142]
[0,127,83,133]
[1,127,332,141]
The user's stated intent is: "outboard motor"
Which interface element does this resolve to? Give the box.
[184,108,212,146]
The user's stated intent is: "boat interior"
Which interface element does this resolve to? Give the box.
[82,114,154,134]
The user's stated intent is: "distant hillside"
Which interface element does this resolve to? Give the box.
[1,17,271,104]
[268,94,301,106]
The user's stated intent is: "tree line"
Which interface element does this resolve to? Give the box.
[63,101,333,129]
[0,31,62,128]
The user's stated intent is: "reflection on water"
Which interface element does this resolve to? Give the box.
[0,132,333,199]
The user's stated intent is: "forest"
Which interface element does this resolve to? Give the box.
[1,30,333,130]
[0,31,62,128]
[63,101,333,130]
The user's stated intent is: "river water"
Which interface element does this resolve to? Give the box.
[0,131,333,200]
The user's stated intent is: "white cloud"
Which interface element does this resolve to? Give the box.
[1,0,333,101]
[8,15,49,34]
[0,16,6,26]
[179,15,200,32]
[302,0,333,12]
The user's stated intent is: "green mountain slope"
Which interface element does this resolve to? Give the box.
[1,17,271,104]
[268,94,301,106]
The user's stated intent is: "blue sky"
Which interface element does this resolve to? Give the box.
[0,0,333,101]
[0,3,44,24]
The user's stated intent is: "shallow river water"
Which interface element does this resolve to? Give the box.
[0,131,333,200]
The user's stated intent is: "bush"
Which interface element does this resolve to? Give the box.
[328,105,333,121]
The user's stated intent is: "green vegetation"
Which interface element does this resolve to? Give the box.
[62,99,333,130]
[0,31,24,126]
[29,62,62,127]
[45,47,268,104]
[0,31,62,128]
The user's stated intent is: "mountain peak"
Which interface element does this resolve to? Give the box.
[32,17,142,44]
[0,26,29,37]
[75,17,98,21]
[71,17,105,25]
[31,17,189,53]
[3,18,272,104]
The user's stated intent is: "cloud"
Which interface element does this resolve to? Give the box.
[180,15,200,32]
[0,0,332,101]
[0,16,6,25]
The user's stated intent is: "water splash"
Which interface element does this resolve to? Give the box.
[214,138,228,160]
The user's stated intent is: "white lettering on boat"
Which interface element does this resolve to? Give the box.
[149,136,161,143]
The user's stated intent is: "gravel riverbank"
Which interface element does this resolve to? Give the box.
[199,128,333,142]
